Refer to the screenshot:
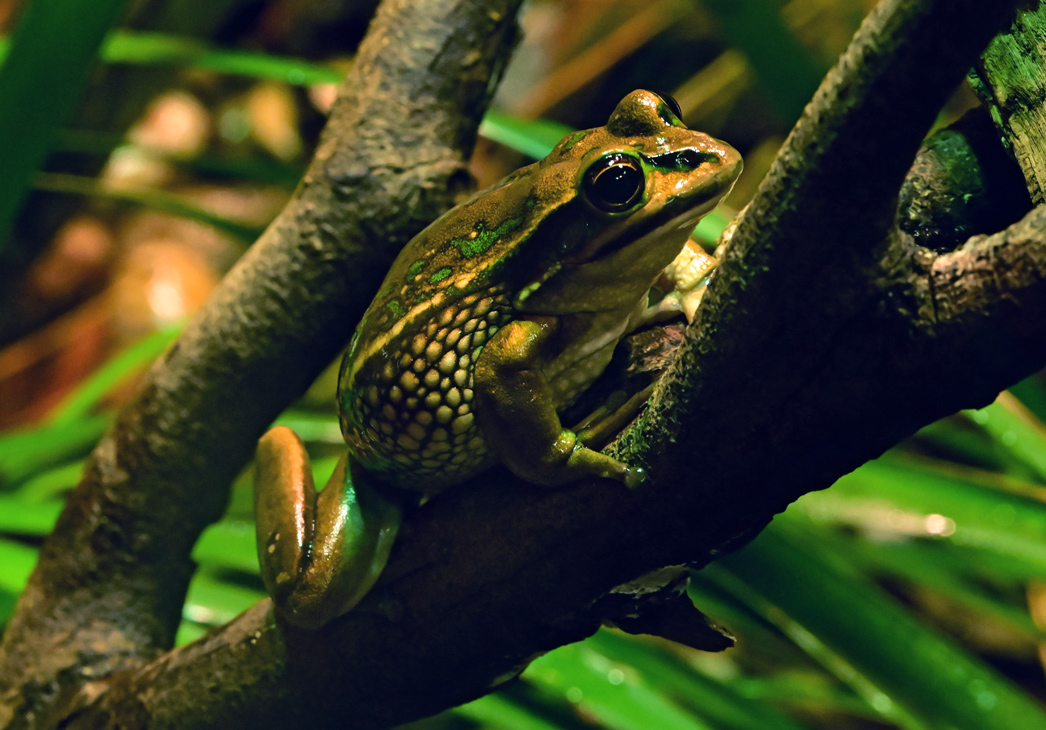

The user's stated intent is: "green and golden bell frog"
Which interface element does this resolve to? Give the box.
[255,90,742,628]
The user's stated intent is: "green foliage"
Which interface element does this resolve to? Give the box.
[0,0,132,250]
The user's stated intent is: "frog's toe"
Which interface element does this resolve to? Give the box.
[623,464,648,490]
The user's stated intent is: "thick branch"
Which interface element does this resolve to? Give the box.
[622,0,1027,503]
[0,0,521,726]
[58,2,1045,730]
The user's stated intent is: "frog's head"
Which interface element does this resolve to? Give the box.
[513,89,742,314]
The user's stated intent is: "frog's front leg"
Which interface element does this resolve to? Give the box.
[474,318,645,489]
[254,426,402,628]
[641,237,719,325]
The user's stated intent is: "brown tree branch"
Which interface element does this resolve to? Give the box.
[0,0,522,726]
[41,1,1042,729]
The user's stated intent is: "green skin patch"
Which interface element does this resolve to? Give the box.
[559,129,594,154]
[450,217,523,258]
[406,259,428,281]
[429,267,453,284]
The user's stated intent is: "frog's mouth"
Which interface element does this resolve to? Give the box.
[513,193,730,314]
[570,190,728,267]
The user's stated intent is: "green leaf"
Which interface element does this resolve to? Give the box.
[715,521,1046,730]
[0,497,60,536]
[804,455,1046,573]
[46,325,181,426]
[33,173,263,243]
[0,415,109,487]
[479,110,573,160]
[457,694,567,730]
[0,538,39,595]
[966,395,1046,483]
[525,641,715,730]
[590,630,814,730]
[192,519,259,575]
[0,0,132,246]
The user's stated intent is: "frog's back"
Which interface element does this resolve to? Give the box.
[336,173,552,490]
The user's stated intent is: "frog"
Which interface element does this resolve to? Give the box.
[255,89,742,629]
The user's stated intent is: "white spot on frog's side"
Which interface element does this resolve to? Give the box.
[452,414,474,434]
[425,340,443,362]
[400,371,420,392]
[438,350,458,374]
[422,370,439,389]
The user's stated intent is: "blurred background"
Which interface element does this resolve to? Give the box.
[1,1,1045,729]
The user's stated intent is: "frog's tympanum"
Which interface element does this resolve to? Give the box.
[255,90,742,628]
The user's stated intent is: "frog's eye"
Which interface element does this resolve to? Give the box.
[583,153,645,213]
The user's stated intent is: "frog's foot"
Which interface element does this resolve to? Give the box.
[254,426,402,629]
[559,431,647,489]
[639,236,719,327]
[476,320,648,489]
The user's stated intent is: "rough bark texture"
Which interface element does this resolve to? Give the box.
[1,0,1043,728]
[974,5,1046,204]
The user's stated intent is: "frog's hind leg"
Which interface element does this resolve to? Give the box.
[254,427,401,628]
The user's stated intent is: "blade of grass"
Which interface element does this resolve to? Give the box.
[46,325,181,426]
[192,519,259,575]
[0,497,61,536]
[0,0,131,248]
[966,393,1046,482]
[101,32,343,86]
[524,641,715,730]
[590,629,815,730]
[0,538,39,595]
[456,694,568,730]
[33,172,264,243]
[1007,375,1046,424]
[716,521,1046,730]
[0,32,343,87]
[0,415,110,488]
[13,461,84,502]
[808,455,1046,572]
[479,110,573,160]
[794,519,1046,642]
